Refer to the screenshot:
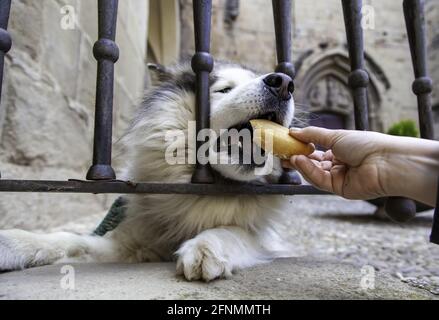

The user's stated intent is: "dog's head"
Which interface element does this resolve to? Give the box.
[139,60,295,183]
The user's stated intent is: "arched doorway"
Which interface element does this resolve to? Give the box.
[307,74,353,129]
[295,52,384,132]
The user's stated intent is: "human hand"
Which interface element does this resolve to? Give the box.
[282,127,391,199]
[282,126,439,205]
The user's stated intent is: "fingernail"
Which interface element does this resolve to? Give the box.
[289,127,301,133]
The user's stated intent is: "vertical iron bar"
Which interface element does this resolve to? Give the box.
[86,0,119,180]
[0,0,12,179]
[272,0,300,185]
[272,0,294,79]
[403,0,437,243]
[403,0,434,139]
[341,0,370,131]
[191,0,215,183]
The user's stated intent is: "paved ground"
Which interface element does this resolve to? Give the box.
[1,195,438,299]
[280,196,439,296]
[0,259,433,300]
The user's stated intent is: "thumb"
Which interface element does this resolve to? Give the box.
[289,126,341,150]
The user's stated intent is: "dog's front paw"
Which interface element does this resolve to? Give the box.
[176,238,232,282]
[0,229,63,271]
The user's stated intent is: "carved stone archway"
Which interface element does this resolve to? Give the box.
[295,51,384,131]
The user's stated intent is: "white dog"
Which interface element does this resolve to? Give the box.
[0,61,298,281]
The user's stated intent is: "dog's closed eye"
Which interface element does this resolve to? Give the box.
[215,87,233,94]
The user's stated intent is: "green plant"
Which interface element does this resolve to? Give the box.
[387,119,419,137]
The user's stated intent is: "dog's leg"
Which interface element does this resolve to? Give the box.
[0,229,123,271]
[176,226,271,282]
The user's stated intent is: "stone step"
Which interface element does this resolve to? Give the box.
[0,258,435,300]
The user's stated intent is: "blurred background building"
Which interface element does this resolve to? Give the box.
[0,0,438,230]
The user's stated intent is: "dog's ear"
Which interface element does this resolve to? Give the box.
[147,63,172,85]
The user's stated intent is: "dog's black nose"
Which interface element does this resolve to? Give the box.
[263,73,294,101]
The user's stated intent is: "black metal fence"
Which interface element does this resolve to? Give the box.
[0,0,437,243]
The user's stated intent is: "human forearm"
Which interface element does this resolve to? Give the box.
[383,136,439,206]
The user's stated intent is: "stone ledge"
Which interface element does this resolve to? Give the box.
[0,258,435,300]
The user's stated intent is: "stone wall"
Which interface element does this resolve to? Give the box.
[0,0,148,230]
[180,0,439,133]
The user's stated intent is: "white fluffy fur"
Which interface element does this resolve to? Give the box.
[0,63,296,281]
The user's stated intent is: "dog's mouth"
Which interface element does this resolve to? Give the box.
[215,111,282,167]
[228,111,280,132]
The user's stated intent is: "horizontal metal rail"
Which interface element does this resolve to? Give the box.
[0,180,329,195]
